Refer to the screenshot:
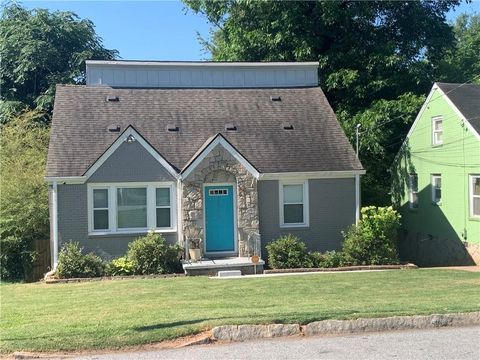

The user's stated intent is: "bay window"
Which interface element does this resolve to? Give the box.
[88,182,176,234]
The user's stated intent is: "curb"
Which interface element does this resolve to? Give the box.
[211,312,480,342]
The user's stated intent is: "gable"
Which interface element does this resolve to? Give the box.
[83,126,179,181]
[88,139,177,182]
[182,134,260,180]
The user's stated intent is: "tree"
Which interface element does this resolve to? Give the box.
[183,0,461,204]
[440,13,480,84]
[0,3,118,121]
[0,111,50,279]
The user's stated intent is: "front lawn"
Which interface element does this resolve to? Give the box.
[1,269,479,353]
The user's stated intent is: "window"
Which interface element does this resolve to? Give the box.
[88,183,175,234]
[93,189,109,230]
[280,181,309,227]
[432,117,443,145]
[470,175,480,218]
[117,188,147,229]
[409,174,418,209]
[156,188,171,228]
[431,174,442,204]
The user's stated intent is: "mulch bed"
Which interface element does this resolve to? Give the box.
[45,273,185,284]
[264,264,417,274]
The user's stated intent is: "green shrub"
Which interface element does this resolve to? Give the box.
[321,251,345,268]
[105,257,135,276]
[309,251,345,268]
[57,242,105,278]
[0,235,36,280]
[127,232,182,275]
[266,234,311,269]
[342,206,401,265]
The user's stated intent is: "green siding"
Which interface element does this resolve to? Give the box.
[393,87,480,265]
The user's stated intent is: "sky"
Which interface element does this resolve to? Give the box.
[14,0,480,61]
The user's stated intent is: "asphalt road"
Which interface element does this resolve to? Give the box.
[72,326,480,360]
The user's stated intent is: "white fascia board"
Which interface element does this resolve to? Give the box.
[181,135,260,180]
[392,85,438,166]
[436,85,480,140]
[86,60,319,68]
[45,176,86,185]
[83,126,179,180]
[258,170,365,181]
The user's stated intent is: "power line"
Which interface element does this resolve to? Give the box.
[358,74,480,135]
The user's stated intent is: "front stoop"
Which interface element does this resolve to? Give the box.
[182,257,264,276]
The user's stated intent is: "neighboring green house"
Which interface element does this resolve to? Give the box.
[392,82,480,266]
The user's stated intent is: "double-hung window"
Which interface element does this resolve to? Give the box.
[89,183,175,234]
[93,188,109,230]
[280,180,309,227]
[156,188,171,228]
[431,174,442,204]
[409,174,418,209]
[470,175,480,218]
[432,116,443,146]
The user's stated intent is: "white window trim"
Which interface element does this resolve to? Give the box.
[409,174,418,209]
[87,182,177,236]
[470,174,480,218]
[432,116,443,146]
[155,187,173,228]
[431,174,442,205]
[279,180,309,228]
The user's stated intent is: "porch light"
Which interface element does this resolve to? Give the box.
[125,134,136,143]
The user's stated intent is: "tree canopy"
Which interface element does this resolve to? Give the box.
[0,3,118,120]
[183,0,479,205]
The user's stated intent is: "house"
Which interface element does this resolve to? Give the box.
[46,60,364,275]
[392,82,480,266]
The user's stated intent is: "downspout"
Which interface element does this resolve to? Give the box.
[44,181,59,279]
[355,174,360,224]
[176,178,186,260]
[355,124,361,224]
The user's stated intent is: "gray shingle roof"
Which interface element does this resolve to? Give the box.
[436,82,480,134]
[46,85,363,177]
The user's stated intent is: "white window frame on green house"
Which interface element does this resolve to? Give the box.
[87,182,177,235]
[470,175,480,218]
[279,180,309,228]
[431,174,442,204]
[432,116,443,146]
[409,174,419,209]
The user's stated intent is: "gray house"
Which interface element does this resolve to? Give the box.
[46,60,364,274]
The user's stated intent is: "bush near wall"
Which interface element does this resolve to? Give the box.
[342,206,401,265]
[57,242,105,278]
[127,232,183,275]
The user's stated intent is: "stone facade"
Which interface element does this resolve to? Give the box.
[182,144,260,257]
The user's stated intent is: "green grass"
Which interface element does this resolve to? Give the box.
[1,269,479,353]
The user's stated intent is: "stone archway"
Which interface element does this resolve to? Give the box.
[182,144,260,257]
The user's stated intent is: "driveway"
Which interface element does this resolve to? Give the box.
[70,326,480,360]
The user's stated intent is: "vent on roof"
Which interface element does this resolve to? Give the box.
[166,124,179,132]
[270,96,282,102]
[106,95,119,102]
[107,124,121,132]
[225,123,237,131]
[282,122,294,130]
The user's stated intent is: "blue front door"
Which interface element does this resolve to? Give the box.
[204,185,235,253]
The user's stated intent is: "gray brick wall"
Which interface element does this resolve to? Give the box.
[258,178,356,255]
